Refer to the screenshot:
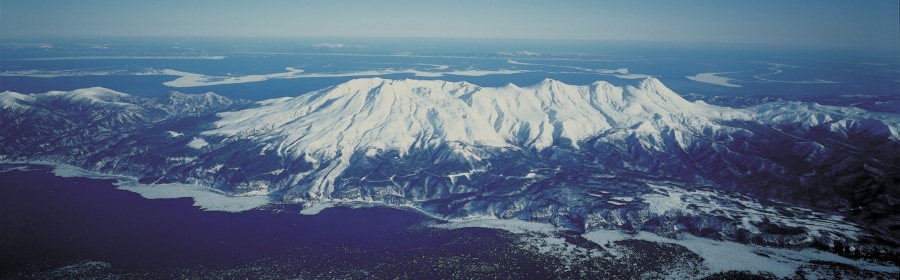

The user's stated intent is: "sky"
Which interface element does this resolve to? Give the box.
[1,0,898,51]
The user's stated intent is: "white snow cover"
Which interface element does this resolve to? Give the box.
[640,183,864,238]
[750,101,900,140]
[581,230,898,278]
[166,131,184,138]
[206,77,728,153]
[685,72,742,87]
[1,87,142,110]
[186,137,209,149]
[116,181,269,212]
[44,87,132,104]
[0,91,36,110]
[437,218,897,277]
[203,77,740,199]
[0,162,269,212]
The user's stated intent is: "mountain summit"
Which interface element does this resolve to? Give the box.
[201,77,741,199]
[207,77,732,153]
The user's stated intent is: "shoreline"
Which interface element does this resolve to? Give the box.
[2,161,896,278]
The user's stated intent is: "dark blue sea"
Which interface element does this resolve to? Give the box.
[0,166,579,278]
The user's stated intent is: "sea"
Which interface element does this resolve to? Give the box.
[1,166,569,278]
[2,38,897,102]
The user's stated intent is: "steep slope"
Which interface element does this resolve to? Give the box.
[204,78,512,199]
[200,77,742,200]
[462,78,729,149]
[206,77,733,153]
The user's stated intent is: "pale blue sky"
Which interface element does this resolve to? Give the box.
[1,0,898,51]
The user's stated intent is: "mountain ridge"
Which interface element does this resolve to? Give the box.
[1,78,897,259]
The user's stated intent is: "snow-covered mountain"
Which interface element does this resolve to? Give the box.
[2,78,898,259]
[200,78,745,200]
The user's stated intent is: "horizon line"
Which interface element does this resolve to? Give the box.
[2,35,897,53]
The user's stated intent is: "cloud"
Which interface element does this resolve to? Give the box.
[310,43,365,49]
[497,51,541,56]
[0,64,532,88]
[22,56,226,61]
[0,67,159,78]
[508,60,650,79]
[312,43,344,48]
[85,44,111,50]
[2,43,53,50]
[439,69,531,77]
[160,67,533,87]
[611,73,651,79]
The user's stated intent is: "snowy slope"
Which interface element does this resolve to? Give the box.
[750,101,900,141]
[205,77,740,158]
[202,77,746,198]
[206,78,510,158]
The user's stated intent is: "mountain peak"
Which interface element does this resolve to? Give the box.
[198,77,746,199]
[66,86,128,97]
[0,90,36,110]
[44,87,133,105]
[207,78,723,156]
[638,76,663,88]
[340,77,387,88]
[539,78,559,84]
[0,90,34,102]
